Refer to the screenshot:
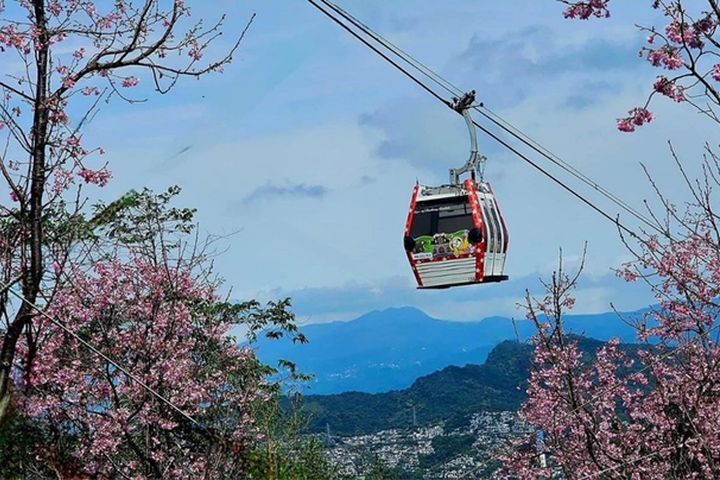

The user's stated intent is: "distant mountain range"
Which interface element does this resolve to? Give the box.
[301,336,646,436]
[252,306,645,395]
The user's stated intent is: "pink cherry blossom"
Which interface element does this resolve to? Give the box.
[562,0,610,20]
[713,64,720,82]
[81,86,100,96]
[48,1,62,17]
[617,107,654,132]
[0,1,282,476]
[16,257,267,478]
[121,76,139,87]
[502,156,720,479]
[653,76,685,102]
[77,168,111,187]
[647,46,683,70]
[561,1,720,130]
[51,168,74,194]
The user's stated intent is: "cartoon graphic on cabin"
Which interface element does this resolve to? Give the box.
[413,229,473,259]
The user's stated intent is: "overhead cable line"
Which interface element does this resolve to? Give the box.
[474,106,663,235]
[307,0,449,106]
[311,6,715,474]
[307,0,642,239]
[318,0,462,98]
[310,3,707,423]
[309,1,704,418]
[313,0,663,238]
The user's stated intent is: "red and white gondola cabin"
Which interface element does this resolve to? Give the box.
[403,178,509,289]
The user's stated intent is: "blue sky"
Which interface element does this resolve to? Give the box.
[43,1,719,323]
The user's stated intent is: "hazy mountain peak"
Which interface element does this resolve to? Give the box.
[254,306,639,395]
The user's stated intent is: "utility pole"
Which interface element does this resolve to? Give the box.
[511,317,521,343]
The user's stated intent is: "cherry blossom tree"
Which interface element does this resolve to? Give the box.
[0,1,306,476]
[4,187,305,478]
[502,193,720,478]
[0,0,253,426]
[500,2,720,478]
[562,0,720,131]
[22,255,262,478]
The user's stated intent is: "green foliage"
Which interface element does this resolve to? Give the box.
[246,393,340,480]
[0,407,53,479]
[302,341,532,436]
[94,186,196,244]
[302,337,647,437]
[364,456,394,479]
[241,298,308,347]
[1,186,317,478]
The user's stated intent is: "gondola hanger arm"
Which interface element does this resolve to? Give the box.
[449,91,486,185]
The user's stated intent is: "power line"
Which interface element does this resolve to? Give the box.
[312,0,663,238]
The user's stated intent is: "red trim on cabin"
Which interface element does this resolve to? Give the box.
[464,179,486,283]
[404,184,423,287]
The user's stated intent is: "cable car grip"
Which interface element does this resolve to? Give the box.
[449,90,486,186]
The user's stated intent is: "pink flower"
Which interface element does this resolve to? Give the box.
[121,76,139,88]
[712,64,720,82]
[51,168,74,194]
[78,168,112,187]
[619,268,638,282]
[81,86,100,96]
[653,76,685,102]
[631,107,654,126]
[617,118,635,132]
[18,256,265,477]
[188,46,203,61]
[617,107,654,132]
[48,1,62,17]
[562,1,610,20]
[0,24,27,50]
[647,46,683,70]
[666,21,704,49]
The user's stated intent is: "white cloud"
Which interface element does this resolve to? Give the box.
[55,0,707,323]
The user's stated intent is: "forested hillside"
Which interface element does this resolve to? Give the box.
[301,336,647,436]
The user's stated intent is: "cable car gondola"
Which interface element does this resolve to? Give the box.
[403,92,509,289]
